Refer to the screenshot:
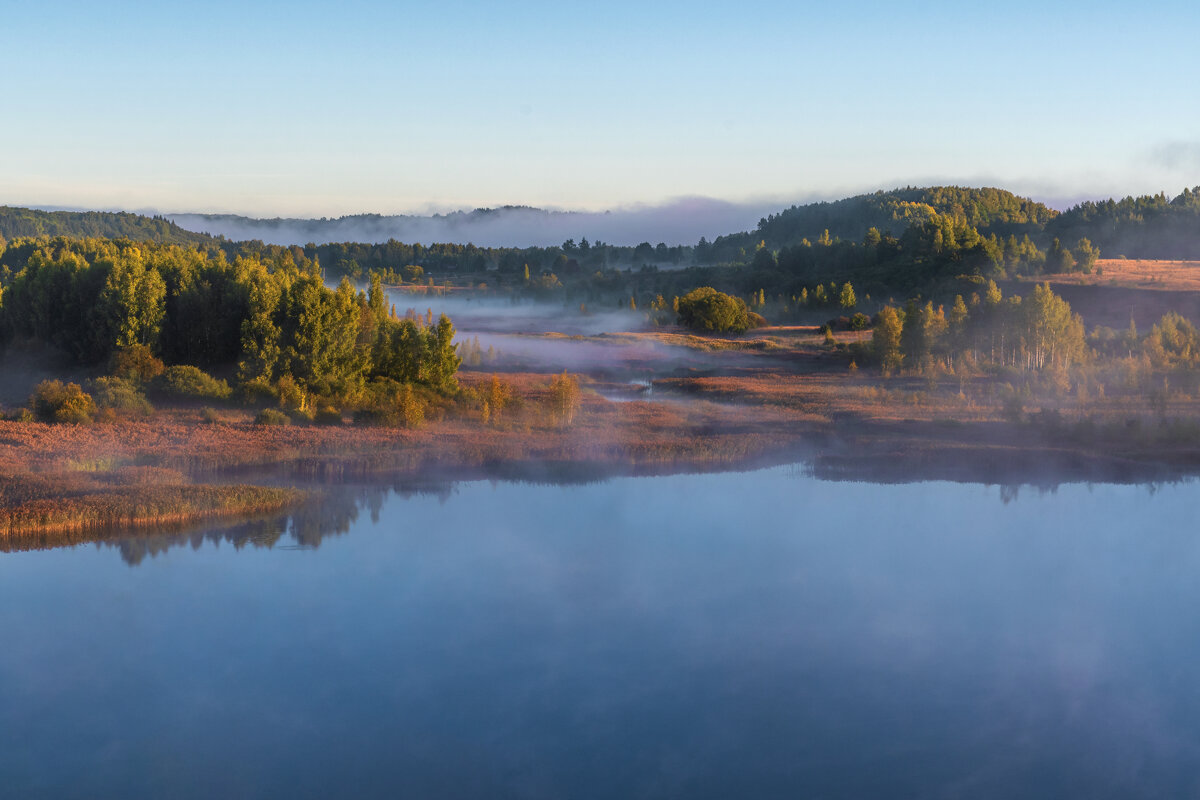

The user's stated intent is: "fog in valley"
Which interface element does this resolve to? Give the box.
[167,196,786,248]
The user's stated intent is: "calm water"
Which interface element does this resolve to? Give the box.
[3,468,1200,798]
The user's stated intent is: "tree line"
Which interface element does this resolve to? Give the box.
[871,280,1087,374]
[0,237,462,404]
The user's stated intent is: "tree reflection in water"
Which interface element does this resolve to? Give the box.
[105,480,457,566]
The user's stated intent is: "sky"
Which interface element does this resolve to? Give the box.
[2,0,1199,218]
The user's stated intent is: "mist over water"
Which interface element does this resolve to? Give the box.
[167,197,782,247]
[382,290,771,378]
[4,468,1200,798]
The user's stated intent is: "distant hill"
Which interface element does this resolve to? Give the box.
[167,198,776,249]
[725,187,1057,251]
[3,184,1197,264]
[1045,187,1200,260]
[167,190,1058,252]
[0,206,212,246]
[169,206,567,247]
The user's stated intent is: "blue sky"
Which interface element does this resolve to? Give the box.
[2,0,1198,216]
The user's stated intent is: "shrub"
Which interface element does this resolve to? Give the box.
[850,312,871,331]
[314,406,343,426]
[92,376,154,418]
[398,384,424,428]
[201,407,221,424]
[354,379,424,428]
[999,384,1025,423]
[31,380,96,424]
[276,375,309,413]
[676,287,750,333]
[109,344,165,385]
[239,378,278,406]
[486,374,511,423]
[254,408,291,426]
[353,408,391,426]
[155,365,232,401]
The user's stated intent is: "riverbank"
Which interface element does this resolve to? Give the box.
[6,349,1200,549]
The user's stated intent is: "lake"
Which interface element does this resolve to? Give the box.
[3,466,1200,798]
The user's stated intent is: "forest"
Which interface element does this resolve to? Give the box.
[0,237,461,424]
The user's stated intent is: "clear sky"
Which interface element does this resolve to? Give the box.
[3,0,1198,216]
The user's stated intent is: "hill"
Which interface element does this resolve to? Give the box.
[0,206,213,246]
[166,198,775,249]
[1045,187,1200,260]
[702,186,1058,262]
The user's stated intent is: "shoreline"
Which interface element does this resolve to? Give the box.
[5,387,1200,550]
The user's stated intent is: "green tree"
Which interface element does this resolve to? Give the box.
[1046,238,1076,272]
[96,251,166,354]
[839,282,856,310]
[238,271,284,383]
[1073,238,1100,273]
[873,306,903,374]
[1147,311,1199,366]
[1021,283,1086,369]
[676,287,750,333]
[949,295,969,335]
[427,314,462,392]
[279,275,365,392]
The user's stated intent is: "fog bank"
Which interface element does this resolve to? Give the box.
[167,197,784,248]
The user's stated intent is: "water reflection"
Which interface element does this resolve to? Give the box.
[5,466,1200,797]
[36,458,1196,567]
[104,482,454,566]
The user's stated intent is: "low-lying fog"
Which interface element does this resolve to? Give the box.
[385,290,771,381]
[388,290,677,377]
[168,197,783,248]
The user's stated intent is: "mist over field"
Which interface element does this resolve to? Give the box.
[167,197,783,248]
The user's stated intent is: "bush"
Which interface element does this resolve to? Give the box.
[201,407,221,424]
[31,380,96,424]
[1000,384,1026,423]
[354,379,424,428]
[353,408,392,426]
[276,375,309,413]
[314,406,343,426]
[109,345,165,385]
[676,287,750,333]
[239,378,278,406]
[92,376,154,417]
[254,408,291,426]
[155,365,232,401]
[850,313,871,331]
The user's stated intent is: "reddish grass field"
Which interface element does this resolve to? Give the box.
[1052,259,1200,292]
[1010,260,1200,330]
